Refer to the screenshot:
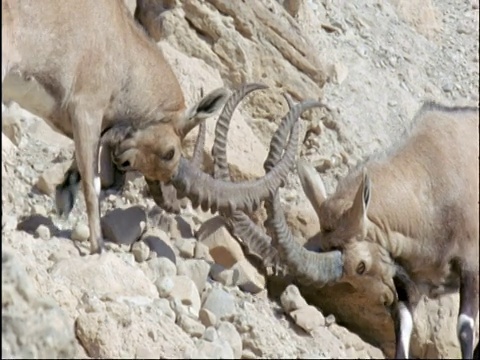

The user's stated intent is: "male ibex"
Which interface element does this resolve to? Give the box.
[3,1,295,255]
[2,0,229,255]
[269,103,478,358]
[213,101,479,358]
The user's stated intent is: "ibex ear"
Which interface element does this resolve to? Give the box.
[297,159,327,220]
[178,87,230,137]
[350,168,371,229]
[101,123,137,172]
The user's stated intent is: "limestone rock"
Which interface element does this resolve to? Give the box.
[216,321,243,358]
[35,161,71,196]
[178,314,206,338]
[176,237,196,258]
[290,305,325,333]
[199,308,218,328]
[2,249,76,359]
[187,338,234,359]
[155,276,175,298]
[71,222,90,243]
[197,216,245,268]
[194,242,215,262]
[132,240,151,262]
[34,224,51,240]
[202,288,236,321]
[75,297,194,358]
[49,252,158,299]
[146,256,177,282]
[280,284,309,313]
[230,258,266,294]
[177,258,211,294]
[2,133,17,158]
[169,275,202,317]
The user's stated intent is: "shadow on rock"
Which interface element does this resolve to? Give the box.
[16,214,71,239]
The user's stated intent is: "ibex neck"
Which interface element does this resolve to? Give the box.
[106,25,186,127]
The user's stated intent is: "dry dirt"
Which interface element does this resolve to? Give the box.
[2,0,479,359]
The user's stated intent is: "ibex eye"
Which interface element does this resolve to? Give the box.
[162,149,175,161]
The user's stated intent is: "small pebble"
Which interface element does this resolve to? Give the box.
[35,224,51,240]
[71,223,90,242]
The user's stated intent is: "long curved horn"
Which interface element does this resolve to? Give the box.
[191,119,207,165]
[171,99,323,216]
[212,83,269,180]
[209,83,279,266]
[211,90,322,270]
[210,89,343,285]
[262,95,344,286]
[266,190,344,286]
[209,86,299,267]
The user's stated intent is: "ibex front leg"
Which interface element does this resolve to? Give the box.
[69,105,103,254]
[391,267,420,359]
[458,269,479,359]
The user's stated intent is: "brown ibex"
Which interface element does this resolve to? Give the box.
[4,0,287,254]
[212,100,479,358]
[270,103,478,358]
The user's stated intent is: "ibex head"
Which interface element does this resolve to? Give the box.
[297,160,397,303]
[109,87,229,182]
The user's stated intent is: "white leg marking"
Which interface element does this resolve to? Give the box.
[97,145,103,174]
[457,314,475,348]
[399,302,413,359]
[94,176,101,197]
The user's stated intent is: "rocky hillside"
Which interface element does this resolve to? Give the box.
[2,0,479,358]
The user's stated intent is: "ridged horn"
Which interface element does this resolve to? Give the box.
[210,88,306,267]
[261,95,344,286]
[170,96,319,216]
[212,83,269,180]
[266,190,344,286]
[209,83,278,266]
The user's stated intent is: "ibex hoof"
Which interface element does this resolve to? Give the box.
[55,169,80,218]
[90,238,105,255]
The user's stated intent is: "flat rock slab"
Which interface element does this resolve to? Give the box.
[143,235,177,265]
[101,206,146,246]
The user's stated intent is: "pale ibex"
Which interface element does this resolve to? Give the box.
[229,102,478,358]
[3,0,297,255]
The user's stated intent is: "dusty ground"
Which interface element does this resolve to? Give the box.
[2,0,479,359]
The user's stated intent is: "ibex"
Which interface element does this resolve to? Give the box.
[3,1,296,255]
[207,98,479,358]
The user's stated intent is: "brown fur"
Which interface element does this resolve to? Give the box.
[2,0,228,254]
[311,103,478,297]
[298,102,479,357]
